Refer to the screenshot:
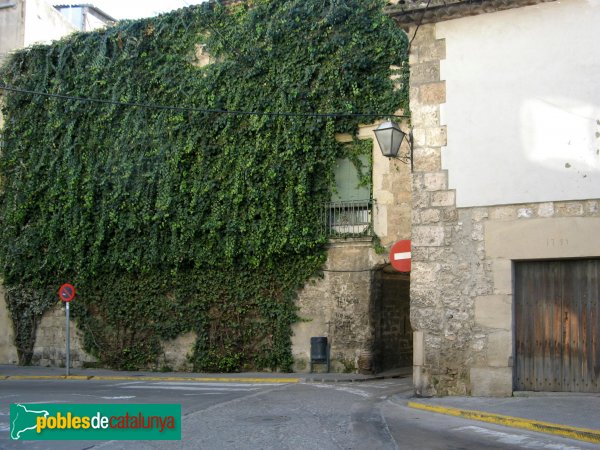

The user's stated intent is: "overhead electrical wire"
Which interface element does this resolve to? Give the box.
[0,84,409,119]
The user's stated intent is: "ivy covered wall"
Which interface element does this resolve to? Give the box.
[0,0,408,371]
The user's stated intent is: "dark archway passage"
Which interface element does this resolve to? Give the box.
[372,267,412,373]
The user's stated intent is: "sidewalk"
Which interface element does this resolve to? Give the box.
[405,393,600,445]
[0,364,410,384]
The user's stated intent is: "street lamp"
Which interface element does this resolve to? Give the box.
[373,120,412,170]
[373,121,406,158]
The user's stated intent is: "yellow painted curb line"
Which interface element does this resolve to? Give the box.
[91,376,300,383]
[2,375,300,383]
[408,401,600,445]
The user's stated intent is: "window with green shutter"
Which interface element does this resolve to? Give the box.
[331,155,370,202]
[325,155,372,237]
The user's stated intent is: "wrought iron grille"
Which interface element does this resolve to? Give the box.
[322,199,373,238]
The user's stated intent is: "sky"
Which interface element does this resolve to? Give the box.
[89,0,208,20]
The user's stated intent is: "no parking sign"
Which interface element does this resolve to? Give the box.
[59,283,76,302]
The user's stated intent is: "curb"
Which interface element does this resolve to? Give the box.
[408,401,600,445]
[303,374,406,383]
[2,375,301,384]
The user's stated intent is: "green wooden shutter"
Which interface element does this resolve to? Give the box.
[331,155,370,202]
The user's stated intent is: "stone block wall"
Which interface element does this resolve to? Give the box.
[0,287,18,364]
[409,23,469,395]
[408,22,600,396]
[29,303,196,371]
[32,303,97,368]
[292,239,376,373]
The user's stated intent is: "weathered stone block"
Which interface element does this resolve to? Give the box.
[409,23,436,47]
[430,191,455,207]
[491,258,512,295]
[537,202,554,218]
[412,147,442,172]
[411,307,443,331]
[517,207,534,218]
[419,82,446,105]
[413,366,432,397]
[489,206,517,221]
[410,61,440,84]
[375,190,394,205]
[423,172,448,191]
[420,208,441,224]
[426,126,447,147]
[411,105,440,127]
[415,40,446,64]
[441,207,458,222]
[374,204,388,239]
[485,217,600,259]
[470,222,484,241]
[412,225,445,246]
[394,191,412,204]
[412,127,426,147]
[470,367,512,397]
[487,331,512,367]
[412,191,430,209]
[555,202,584,217]
[413,330,424,366]
[474,295,511,330]
[470,208,489,222]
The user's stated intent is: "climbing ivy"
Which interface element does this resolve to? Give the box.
[0,0,408,370]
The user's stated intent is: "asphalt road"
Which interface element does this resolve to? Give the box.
[1,377,596,449]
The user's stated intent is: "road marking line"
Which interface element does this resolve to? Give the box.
[147,381,279,387]
[101,396,136,399]
[182,393,223,396]
[22,400,68,404]
[123,385,258,392]
[408,401,600,445]
[311,383,371,398]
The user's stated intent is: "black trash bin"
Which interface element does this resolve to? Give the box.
[310,337,329,373]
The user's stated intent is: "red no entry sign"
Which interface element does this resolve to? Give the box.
[59,283,76,302]
[390,240,411,273]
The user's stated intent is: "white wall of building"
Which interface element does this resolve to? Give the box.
[24,0,76,46]
[0,1,25,63]
[437,0,600,207]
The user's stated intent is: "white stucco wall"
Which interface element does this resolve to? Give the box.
[0,1,25,63]
[24,0,76,46]
[438,0,600,207]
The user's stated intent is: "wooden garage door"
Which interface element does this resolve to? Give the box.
[514,259,600,392]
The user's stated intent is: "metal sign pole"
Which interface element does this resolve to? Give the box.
[59,283,75,377]
[65,302,70,376]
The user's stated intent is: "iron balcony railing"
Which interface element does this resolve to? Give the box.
[322,199,373,238]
